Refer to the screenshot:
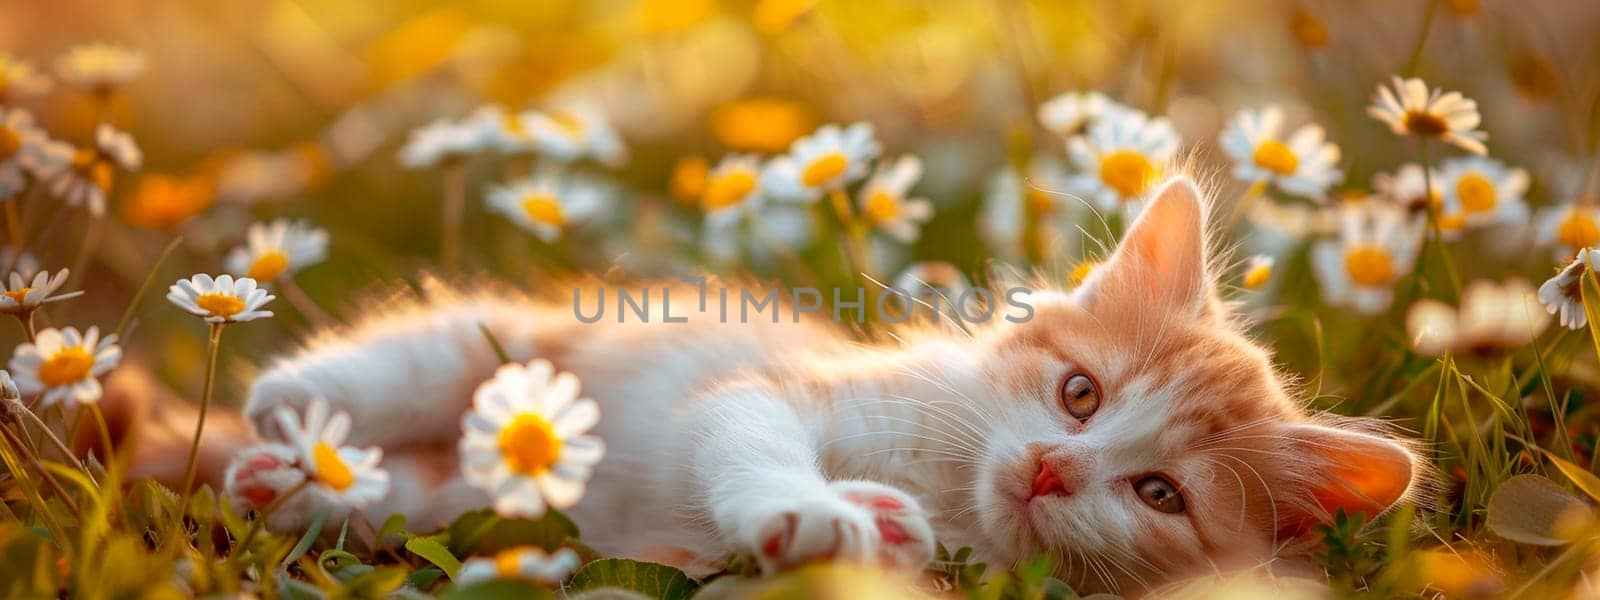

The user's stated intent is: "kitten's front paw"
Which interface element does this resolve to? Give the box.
[741,481,934,573]
[223,444,304,510]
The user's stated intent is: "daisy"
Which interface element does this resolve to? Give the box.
[1434,156,1529,232]
[471,105,539,155]
[1037,91,1125,137]
[1407,279,1549,356]
[1,269,80,315]
[7,326,122,407]
[1539,249,1598,330]
[858,155,934,243]
[979,160,1077,259]
[1242,255,1275,289]
[1367,76,1487,155]
[0,249,37,280]
[485,172,609,243]
[398,118,488,169]
[893,261,971,298]
[761,122,882,202]
[456,546,582,586]
[1065,108,1181,216]
[53,43,146,94]
[701,154,763,223]
[1369,163,1446,219]
[1218,106,1343,200]
[459,359,605,519]
[0,54,51,103]
[1,369,16,401]
[166,274,275,324]
[46,124,141,216]
[273,399,389,507]
[224,219,329,282]
[1535,203,1600,262]
[525,102,627,168]
[0,107,51,199]
[1311,202,1426,314]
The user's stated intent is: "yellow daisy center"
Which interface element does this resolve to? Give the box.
[550,112,585,140]
[1252,140,1299,176]
[800,152,848,188]
[502,114,528,138]
[494,547,531,578]
[520,195,566,227]
[499,413,563,475]
[1243,264,1272,289]
[864,190,899,224]
[1343,246,1395,286]
[1069,260,1100,285]
[701,170,757,212]
[72,148,114,192]
[1438,212,1466,233]
[246,250,290,282]
[312,442,355,491]
[0,126,19,160]
[194,292,245,319]
[1098,150,1156,199]
[1455,173,1496,214]
[38,346,93,387]
[3,287,30,304]
[1402,111,1450,137]
[1558,211,1600,249]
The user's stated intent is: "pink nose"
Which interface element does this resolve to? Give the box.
[1030,460,1071,499]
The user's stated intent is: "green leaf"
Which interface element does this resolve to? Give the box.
[332,565,408,599]
[283,510,327,567]
[446,509,579,555]
[1546,452,1600,504]
[378,514,410,541]
[567,558,698,600]
[440,580,555,600]
[406,535,464,580]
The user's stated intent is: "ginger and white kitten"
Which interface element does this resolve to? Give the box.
[213,178,1419,594]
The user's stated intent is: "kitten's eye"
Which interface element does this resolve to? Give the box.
[1060,374,1100,421]
[1133,476,1185,513]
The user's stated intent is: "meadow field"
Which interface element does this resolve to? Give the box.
[2,0,1600,597]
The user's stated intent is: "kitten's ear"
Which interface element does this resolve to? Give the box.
[1277,424,1417,540]
[1076,177,1215,316]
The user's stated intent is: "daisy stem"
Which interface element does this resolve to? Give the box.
[1225,179,1269,231]
[279,277,335,328]
[114,235,184,340]
[4,198,21,258]
[179,322,225,507]
[66,215,105,292]
[827,189,876,284]
[0,424,74,556]
[12,310,36,342]
[87,403,114,474]
[1418,139,1463,300]
[441,162,467,268]
[8,398,92,481]
[0,423,80,516]
[1401,0,1440,77]
[227,479,310,565]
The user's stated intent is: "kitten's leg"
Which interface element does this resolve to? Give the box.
[680,377,935,572]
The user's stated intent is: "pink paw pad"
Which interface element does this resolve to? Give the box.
[227,449,293,510]
[840,491,920,547]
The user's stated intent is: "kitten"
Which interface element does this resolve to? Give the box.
[200,178,1419,594]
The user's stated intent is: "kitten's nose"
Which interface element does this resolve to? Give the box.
[1030,460,1072,499]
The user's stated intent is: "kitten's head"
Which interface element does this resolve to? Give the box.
[968,178,1420,594]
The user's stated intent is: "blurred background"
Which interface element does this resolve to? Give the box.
[3,0,1600,404]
